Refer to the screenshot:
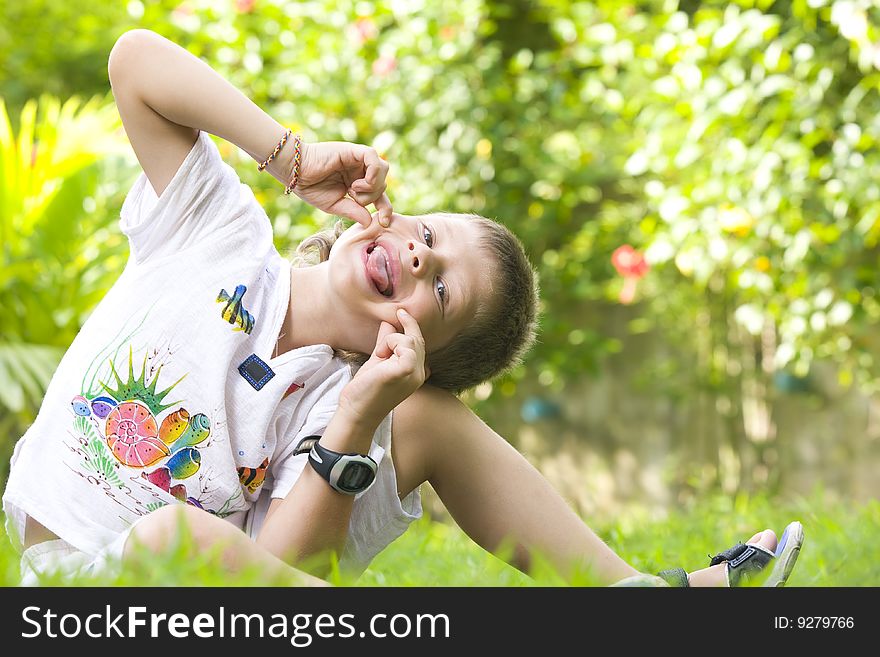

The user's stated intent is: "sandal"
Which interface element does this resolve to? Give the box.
[763,520,805,587]
[656,521,804,587]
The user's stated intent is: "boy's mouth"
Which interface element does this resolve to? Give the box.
[364,242,396,297]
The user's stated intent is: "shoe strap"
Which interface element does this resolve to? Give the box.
[711,543,775,586]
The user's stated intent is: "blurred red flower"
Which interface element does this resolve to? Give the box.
[372,55,397,77]
[352,17,378,44]
[611,245,649,304]
[611,244,649,279]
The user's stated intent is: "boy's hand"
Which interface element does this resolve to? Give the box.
[293,141,392,227]
[337,309,429,431]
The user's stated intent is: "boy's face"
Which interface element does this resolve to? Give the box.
[329,212,495,353]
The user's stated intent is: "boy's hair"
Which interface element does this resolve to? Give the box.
[291,213,539,394]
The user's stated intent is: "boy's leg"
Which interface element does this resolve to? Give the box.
[391,387,784,587]
[391,388,642,584]
[124,504,328,586]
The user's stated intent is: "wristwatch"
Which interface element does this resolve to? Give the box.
[305,438,378,495]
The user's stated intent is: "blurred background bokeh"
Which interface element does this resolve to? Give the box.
[2,0,879,526]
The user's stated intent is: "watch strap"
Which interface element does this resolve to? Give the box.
[307,440,341,483]
[305,438,378,495]
[292,435,320,457]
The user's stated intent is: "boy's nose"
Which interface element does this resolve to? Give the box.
[406,241,433,277]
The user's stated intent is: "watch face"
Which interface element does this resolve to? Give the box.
[338,462,376,492]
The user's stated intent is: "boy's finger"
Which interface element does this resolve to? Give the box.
[372,321,398,359]
[347,189,376,206]
[396,309,424,342]
[330,197,372,227]
[374,321,398,346]
[382,333,411,356]
[373,193,393,227]
[348,185,390,210]
[360,147,389,188]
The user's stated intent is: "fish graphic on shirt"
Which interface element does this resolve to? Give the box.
[216,284,255,334]
[238,457,270,493]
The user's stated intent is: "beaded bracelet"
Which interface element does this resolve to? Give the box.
[283,133,303,195]
[257,129,291,171]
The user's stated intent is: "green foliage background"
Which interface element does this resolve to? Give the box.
[1,0,879,584]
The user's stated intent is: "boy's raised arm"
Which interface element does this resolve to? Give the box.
[108,28,293,196]
[108,44,198,198]
[107,29,391,225]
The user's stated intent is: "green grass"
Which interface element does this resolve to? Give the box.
[2,491,877,586]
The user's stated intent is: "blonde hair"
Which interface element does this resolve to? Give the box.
[291,214,539,394]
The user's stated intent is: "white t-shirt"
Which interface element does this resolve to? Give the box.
[3,131,421,572]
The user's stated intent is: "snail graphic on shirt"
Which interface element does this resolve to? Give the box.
[105,401,169,467]
[70,345,219,504]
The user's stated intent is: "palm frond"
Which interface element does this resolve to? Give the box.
[0,342,64,414]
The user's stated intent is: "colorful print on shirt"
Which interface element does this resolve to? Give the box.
[216,283,255,334]
[237,457,269,493]
[65,312,243,518]
[282,381,304,400]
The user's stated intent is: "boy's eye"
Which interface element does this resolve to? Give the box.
[422,225,434,248]
[436,278,446,302]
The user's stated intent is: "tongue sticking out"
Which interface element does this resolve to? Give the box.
[366,245,392,296]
